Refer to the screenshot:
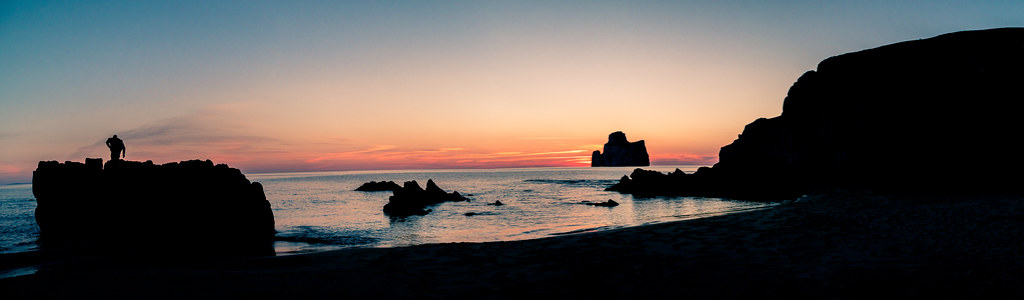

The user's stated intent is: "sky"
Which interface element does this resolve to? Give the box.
[1,1,1022,183]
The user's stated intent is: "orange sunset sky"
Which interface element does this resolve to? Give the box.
[2,1,1022,183]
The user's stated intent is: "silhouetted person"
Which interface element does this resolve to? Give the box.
[106,135,125,161]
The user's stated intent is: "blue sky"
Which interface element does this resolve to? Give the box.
[1,1,1022,183]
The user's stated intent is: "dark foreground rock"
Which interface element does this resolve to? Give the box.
[591,131,650,167]
[610,28,1024,200]
[355,181,402,192]
[32,159,275,256]
[382,179,469,216]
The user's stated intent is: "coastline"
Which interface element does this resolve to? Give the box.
[3,191,1022,298]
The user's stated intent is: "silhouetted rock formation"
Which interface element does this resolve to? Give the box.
[591,131,650,167]
[609,28,1024,200]
[607,168,710,197]
[33,159,275,256]
[583,199,619,207]
[355,181,402,192]
[382,179,469,216]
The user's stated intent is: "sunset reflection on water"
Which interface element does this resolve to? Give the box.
[250,166,776,255]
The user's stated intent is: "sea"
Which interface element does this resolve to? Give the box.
[0,166,776,257]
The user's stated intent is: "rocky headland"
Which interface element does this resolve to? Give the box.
[32,159,276,256]
[382,179,469,216]
[591,131,650,167]
[610,28,1024,200]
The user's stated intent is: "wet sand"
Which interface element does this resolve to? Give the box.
[3,191,1023,299]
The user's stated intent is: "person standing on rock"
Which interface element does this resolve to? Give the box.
[106,135,126,161]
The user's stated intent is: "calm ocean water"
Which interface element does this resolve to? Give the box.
[0,166,776,256]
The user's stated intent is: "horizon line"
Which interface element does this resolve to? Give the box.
[243,163,713,176]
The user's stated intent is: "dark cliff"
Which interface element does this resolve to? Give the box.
[592,131,651,167]
[610,28,1024,199]
[33,159,276,256]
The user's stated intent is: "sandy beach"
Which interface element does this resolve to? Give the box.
[3,191,1023,299]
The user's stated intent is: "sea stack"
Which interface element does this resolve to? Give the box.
[32,159,276,256]
[592,131,650,167]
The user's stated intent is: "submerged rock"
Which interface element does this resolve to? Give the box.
[584,199,619,207]
[591,131,650,167]
[32,159,275,256]
[382,179,469,217]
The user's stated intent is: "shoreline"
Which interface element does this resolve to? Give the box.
[3,191,1023,298]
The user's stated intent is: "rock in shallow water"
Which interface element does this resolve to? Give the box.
[382,179,469,217]
[584,199,619,207]
[355,181,402,192]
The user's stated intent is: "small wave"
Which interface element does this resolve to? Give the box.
[276,226,379,246]
[276,235,378,246]
[668,204,776,220]
[0,266,38,279]
[549,225,623,236]
[523,179,617,186]
[463,211,499,217]
[549,228,599,235]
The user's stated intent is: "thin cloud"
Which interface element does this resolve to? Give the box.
[650,153,718,166]
[0,163,24,175]
[69,115,280,162]
[517,137,579,140]
[306,145,398,162]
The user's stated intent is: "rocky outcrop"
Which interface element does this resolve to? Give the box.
[355,181,402,192]
[33,159,275,256]
[583,199,619,207]
[382,179,469,216]
[609,28,1024,200]
[591,131,650,167]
